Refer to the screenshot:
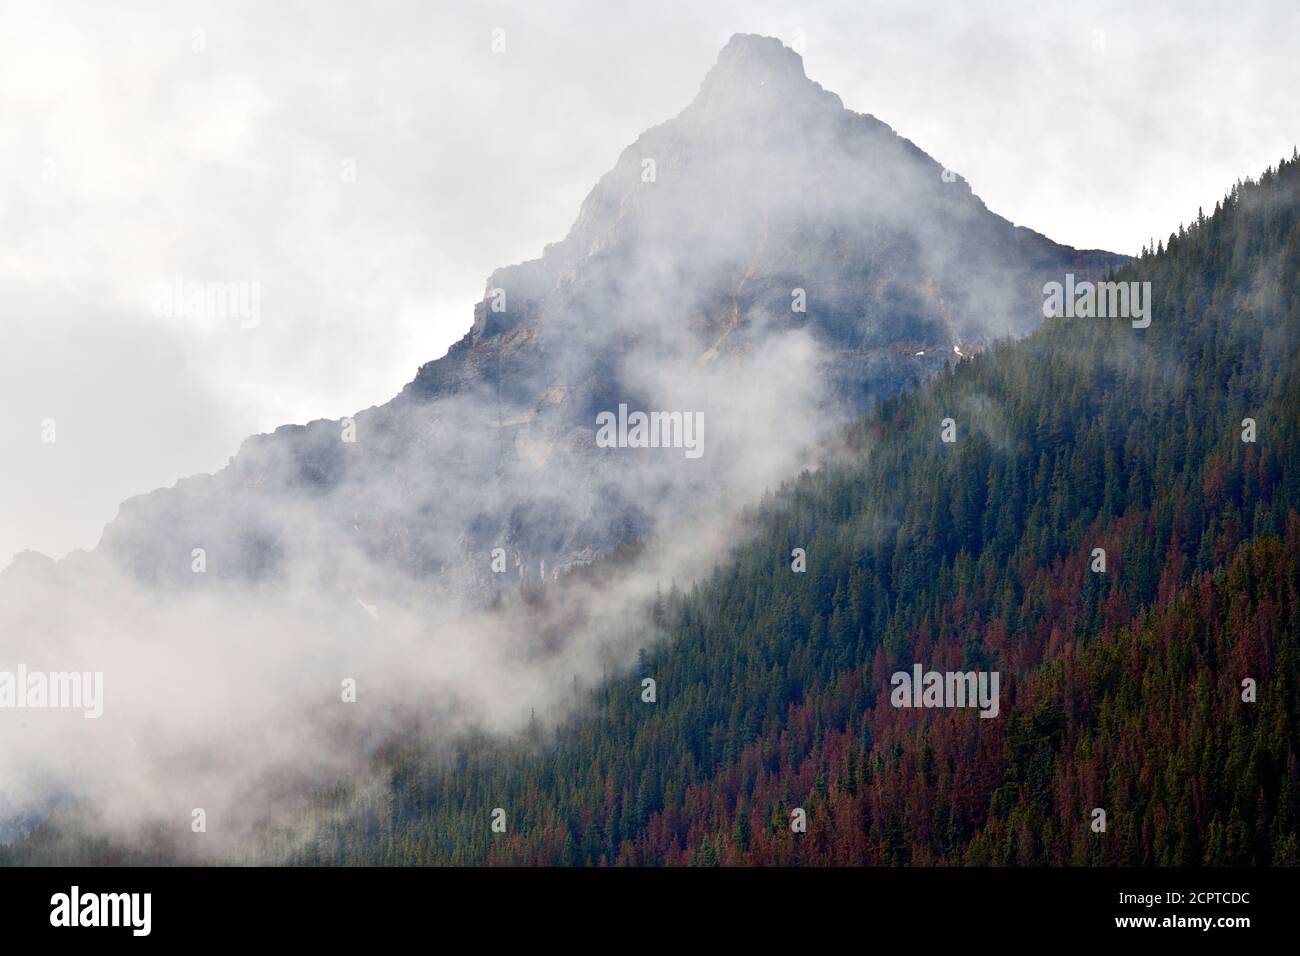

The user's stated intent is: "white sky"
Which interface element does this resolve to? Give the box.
[2,0,1297,564]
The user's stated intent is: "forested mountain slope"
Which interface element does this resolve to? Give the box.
[293,154,1300,866]
[7,156,1297,869]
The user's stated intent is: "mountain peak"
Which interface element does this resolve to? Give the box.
[99,30,1125,598]
[689,34,840,120]
[713,33,806,81]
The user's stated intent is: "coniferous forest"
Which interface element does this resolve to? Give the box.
[10,15,1300,950]
[6,155,1298,872]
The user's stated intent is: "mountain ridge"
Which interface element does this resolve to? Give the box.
[12,35,1126,597]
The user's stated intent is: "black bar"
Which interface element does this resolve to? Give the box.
[0,866,1282,943]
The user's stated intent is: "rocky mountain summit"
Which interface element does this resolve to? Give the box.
[83,34,1124,597]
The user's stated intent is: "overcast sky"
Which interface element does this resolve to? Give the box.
[2,0,1297,565]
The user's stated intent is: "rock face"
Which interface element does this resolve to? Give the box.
[91,34,1124,597]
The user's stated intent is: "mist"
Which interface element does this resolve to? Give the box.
[0,30,1120,858]
[3,6,1297,861]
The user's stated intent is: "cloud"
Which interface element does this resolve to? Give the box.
[3,0,1297,562]
[1,1,1296,859]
